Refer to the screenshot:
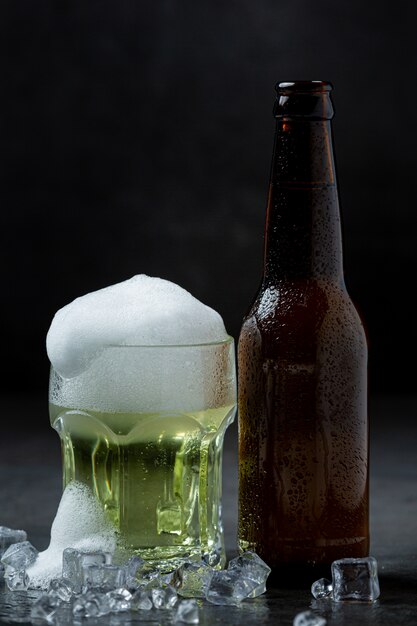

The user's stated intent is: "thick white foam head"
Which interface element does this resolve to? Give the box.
[27,482,116,589]
[47,275,227,378]
[47,275,234,413]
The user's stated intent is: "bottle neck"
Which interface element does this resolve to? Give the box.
[264,118,344,283]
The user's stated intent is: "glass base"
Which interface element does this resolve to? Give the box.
[114,543,224,571]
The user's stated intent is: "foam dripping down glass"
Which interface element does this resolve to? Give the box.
[47,276,237,569]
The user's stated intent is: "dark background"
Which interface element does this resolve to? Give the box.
[1,0,416,398]
[1,8,417,624]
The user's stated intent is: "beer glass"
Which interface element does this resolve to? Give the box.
[49,339,236,568]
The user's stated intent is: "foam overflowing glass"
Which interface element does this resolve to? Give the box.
[49,338,237,569]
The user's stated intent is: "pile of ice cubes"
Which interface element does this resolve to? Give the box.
[1,526,271,624]
[0,527,34,590]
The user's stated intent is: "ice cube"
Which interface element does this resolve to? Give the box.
[175,598,199,623]
[202,550,221,567]
[131,589,153,611]
[331,557,380,602]
[31,594,60,623]
[5,568,29,591]
[72,590,111,618]
[125,555,144,578]
[62,548,111,593]
[1,541,38,570]
[106,588,132,612]
[152,584,178,609]
[228,551,271,597]
[83,564,126,591]
[123,555,145,589]
[0,527,27,553]
[135,570,160,590]
[293,610,327,626]
[311,578,333,599]
[158,567,180,587]
[175,562,214,598]
[48,577,74,602]
[206,569,258,605]
[133,564,167,590]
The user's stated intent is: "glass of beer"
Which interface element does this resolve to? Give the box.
[48,339,236,568]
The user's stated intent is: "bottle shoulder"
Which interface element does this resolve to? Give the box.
[240,278,366,344]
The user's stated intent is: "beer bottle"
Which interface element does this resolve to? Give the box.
[238,81,369,581]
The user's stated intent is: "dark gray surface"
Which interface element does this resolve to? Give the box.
[1,394,416,624]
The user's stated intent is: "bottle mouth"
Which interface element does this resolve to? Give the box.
[274,81,334,120]
[276,81,333,95]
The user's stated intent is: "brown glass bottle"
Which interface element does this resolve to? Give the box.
[238,81,369,582]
